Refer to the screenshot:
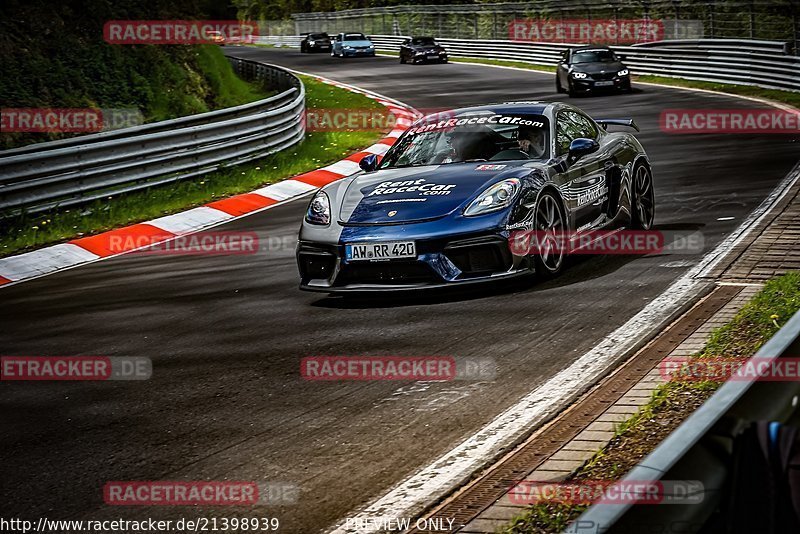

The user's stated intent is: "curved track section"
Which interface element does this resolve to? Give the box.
[1,48,798,534]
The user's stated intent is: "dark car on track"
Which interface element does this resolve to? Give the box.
[297,102,655,292]
[556,45,632,97]
[300,32,332,53]
[399,36,448,64]
[331,32,375,57]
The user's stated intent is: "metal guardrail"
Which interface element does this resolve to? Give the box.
[289,1,800,46]
[0,59,305,217]
[368,35,800,92]
[573,307,800,533]
[250,35,303,48]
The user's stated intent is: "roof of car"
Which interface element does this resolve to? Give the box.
[572,45,612,51]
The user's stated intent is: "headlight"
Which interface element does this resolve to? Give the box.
[618,69,629,76]
[343,45,353,50]
[572,72,588,79]
[464,178,520,217]
[306,191,331,225]
[309,40,315,45]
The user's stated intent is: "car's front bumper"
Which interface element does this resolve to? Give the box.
[341,49,375,57]
[297,230,529,293]
[412,53,448,63]
[572,76,630,92]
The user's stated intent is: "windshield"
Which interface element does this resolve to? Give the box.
[309,33,328,39]
[412,37,436,45]
[572,50,617,64]
[344,33,367,41]
[379,113,550,169]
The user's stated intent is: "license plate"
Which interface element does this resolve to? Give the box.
[595,81,614,87]
[345,241,416,261]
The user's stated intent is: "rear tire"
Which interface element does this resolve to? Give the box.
[400,54,406,63]
[631,162,655,230]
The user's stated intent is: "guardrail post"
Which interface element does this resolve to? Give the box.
[708,0,716,38]
[793,0,800,55]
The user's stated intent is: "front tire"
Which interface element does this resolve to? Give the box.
[631,163,655,230]
[556,75,565,93]
[532,191,567,278]
[567,79,578,98]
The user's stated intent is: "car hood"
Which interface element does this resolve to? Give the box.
[342,40,373,47]
[338,162,526,225]
[572,61,625,74]
[410,45,445,52]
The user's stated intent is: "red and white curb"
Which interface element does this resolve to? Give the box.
[0,75,419,289]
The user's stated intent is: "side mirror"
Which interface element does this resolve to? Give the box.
[567,138,600,164]
[359,154,379,172]
[618,54,626,61]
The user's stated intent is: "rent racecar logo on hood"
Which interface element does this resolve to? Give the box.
[367,178,457,197]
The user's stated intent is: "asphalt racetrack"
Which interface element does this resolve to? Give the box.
[2,47,799,533]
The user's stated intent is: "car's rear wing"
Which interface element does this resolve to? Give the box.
[594,118,640,132]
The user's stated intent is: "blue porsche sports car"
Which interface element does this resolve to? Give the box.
[297,102,654,292]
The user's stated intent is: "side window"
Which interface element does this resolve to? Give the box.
[556,111,598,155]
[574,112,599,139]
[556,111,584,156]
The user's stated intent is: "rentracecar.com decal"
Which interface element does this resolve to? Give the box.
[367,178,457,197]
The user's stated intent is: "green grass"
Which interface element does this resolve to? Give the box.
[500,272,800,534]
[702,271,800,357]
[0,75,385,257]
[635,75,800,109]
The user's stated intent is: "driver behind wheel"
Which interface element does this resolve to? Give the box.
[445,125,504,162]
[517,125,547,158]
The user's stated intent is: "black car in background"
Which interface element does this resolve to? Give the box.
[556,45,631,96]
[300,32,332,53]
[400,36,448,64]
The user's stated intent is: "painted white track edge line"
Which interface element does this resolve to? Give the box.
[326,160,800,534]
